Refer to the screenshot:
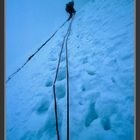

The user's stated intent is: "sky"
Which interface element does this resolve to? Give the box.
[6,0,69,77]
[6,0,88,77]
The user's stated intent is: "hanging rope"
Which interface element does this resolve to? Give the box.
[65,17,73,140]
[52,17,74,140]
[6,12,74,140]
[6,20,68,84]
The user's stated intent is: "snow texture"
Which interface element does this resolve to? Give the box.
[6,0,134,140]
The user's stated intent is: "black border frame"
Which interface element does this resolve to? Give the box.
[0,0,4,139]
[136,0,140,140]
[0,0,138,140]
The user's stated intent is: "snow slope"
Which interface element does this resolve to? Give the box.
[6,0,134,140]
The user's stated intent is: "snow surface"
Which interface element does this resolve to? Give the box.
[6,0,134,140]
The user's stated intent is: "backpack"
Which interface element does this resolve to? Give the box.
[65,1,74,12]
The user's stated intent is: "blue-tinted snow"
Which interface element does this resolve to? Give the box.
[6,0,134,140]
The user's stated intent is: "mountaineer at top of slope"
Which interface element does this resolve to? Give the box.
[65,1,76,21]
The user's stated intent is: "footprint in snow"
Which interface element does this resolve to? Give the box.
[57,68,66,81]
[101,116,111,131]
[55,81,66,99]
[85,65,96,76]
[45,79,53,87]
[85,102,98,127]
[34,99,50,114]
[86,69,96,76]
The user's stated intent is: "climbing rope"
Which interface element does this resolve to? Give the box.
[52,16,74,140]
[6,12,74,140]
[6,20,68,84]
[66,17,73,140]
[53,18,73,140]
[52,25,70,140]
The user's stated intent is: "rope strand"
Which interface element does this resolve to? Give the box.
[65,17,74,140]
[6,20,68,84]
[52,17,73,140]
[52,28,68,140]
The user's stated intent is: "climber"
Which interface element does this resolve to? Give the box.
[65,1,76,21]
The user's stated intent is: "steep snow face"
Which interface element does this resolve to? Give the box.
[6,0,134,140]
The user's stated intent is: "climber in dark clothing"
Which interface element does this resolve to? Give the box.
[65,1,76,21]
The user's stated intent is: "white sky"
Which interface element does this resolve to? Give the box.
[6,0,69,76]
[6,0,88,77]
